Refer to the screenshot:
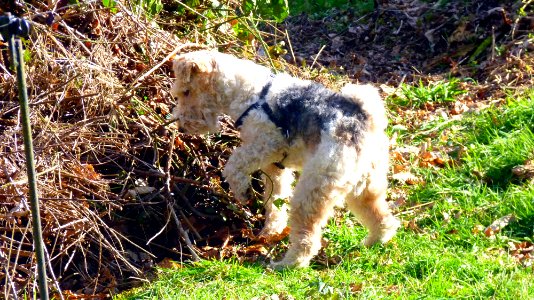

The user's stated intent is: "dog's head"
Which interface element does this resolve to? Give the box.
[171,51,219,134]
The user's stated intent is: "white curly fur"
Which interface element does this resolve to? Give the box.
[171,50,400,269]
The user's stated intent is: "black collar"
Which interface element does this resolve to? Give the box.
[234,82,289,139]
[234,77,289,169]
[235,81,272,128]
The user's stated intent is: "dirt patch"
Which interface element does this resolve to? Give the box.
[283,0,532,87]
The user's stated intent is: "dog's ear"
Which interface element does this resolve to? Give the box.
[172,52,215,84]
[190,57,214,74]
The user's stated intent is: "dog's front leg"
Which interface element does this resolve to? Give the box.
[222,143,284,204]
[259,164,293,237]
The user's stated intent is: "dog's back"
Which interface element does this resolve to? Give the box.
[341,84,387,132]
[262,79,384,148]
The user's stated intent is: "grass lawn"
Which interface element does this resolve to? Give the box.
[117,87,534,299]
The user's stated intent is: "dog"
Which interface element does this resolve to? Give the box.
[170,50,400,269]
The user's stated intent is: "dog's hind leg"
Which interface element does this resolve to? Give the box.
[346,162,400,247]
[270,145,353,269]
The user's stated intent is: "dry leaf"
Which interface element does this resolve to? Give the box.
[392,171,423,185]
[450,101,468,115]
[157,257,183,269]
[201,245,220,259]
[509,241,534,267]
[389,189,407,209]
[419,151,448,168]
[448,20,474,43]
[512,162,534,180]
[350,283,363,293]
[472,224,486,235]
[404,219,423,233]
[256,227,290,244]
[393,164,408,174]
[74,164,101,181]
[484,214,516,237]
[242,244,269,256]
[391,151,407,163]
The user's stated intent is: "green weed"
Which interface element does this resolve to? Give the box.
[242,0,289,22]
[101,0,118,13]
[288,0,374,17]
[392,79,467,108]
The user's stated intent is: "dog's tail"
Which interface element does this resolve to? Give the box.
[341,84,387,132]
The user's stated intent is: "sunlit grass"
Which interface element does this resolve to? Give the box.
[390,79,468,108]
[288,0,375,17]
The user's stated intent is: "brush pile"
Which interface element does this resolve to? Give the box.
[0,0,270,297]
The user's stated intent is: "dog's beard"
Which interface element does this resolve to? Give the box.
[178,119,210,134]
[181,114,218,135]
[175,113,218,135]
[202,111,219,132]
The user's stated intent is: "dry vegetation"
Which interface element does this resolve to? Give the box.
[0,0,533,298]
[0,1,257,297]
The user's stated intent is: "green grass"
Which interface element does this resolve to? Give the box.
[288,0,375,17]
[391,79,468,108]
[117,88,534,299]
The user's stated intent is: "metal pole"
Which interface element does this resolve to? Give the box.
[1,13,49,299]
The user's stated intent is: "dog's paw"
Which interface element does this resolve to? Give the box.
[222,170,250,204]
[231,183,250,204]
[268,259,309,270]
[362,217,401,247]
[268,260,293,271]
[269,255,310,270]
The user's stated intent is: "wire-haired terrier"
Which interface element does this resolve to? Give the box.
[170,50,400,269]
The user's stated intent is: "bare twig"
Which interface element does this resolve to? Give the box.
[130,42,209,90]
[285,29,297,64]
[311,44,326,69]
[170,206,201,262]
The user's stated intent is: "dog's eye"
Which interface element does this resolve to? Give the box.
[183,90,190,97]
